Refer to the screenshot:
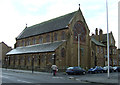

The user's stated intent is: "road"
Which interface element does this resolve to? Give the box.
[2,69,119,85]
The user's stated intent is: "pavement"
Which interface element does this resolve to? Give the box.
[76,74,119,84]
[2,68,120,84]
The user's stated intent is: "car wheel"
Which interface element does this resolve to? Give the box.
[83,72,86,75]
[95,71,97,74]
[67,73,70,75]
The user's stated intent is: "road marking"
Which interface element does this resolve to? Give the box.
[2,76,9,79]
[52,77,63,79]
[17,79,32,83]
[2,73,12,75]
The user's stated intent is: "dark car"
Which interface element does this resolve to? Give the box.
[113,66,120,72]
[103,66,114,73]
[66,67,86,75]
[117,66,120,72]
[113,66,118,72]
[88,66,104,74]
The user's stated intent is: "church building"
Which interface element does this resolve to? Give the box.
[6,7,91,71]
[6,5,118,71]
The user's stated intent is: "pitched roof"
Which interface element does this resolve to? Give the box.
[102,32,115,43]
[17,11,76,40]
[6,41,65,55]
[91,38,105,46]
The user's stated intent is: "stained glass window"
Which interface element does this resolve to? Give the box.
[61,48,66,57]
[28,56,31,62]
[46,34,50,42]
[41,54,45,62]
[26,39,30,45]
[33,38,36,44]
[22,40,25,46]
[39,36,43,44]
[54,33,58,41]
[48,54,53,63]
[61,31,65,40]
[73,21,86,43]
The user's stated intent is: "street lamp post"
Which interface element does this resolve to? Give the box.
[52,53,56,65]
[8,56,10,67]
[78,34,81,67]
[32,56,34,73]
[106,0,110,79]
[6,58,8,70]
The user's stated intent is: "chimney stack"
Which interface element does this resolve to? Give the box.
[99,29,103,35]
[95,28,98,35]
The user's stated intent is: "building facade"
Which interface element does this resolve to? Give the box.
[0,42,12,68]
[6,7,118,71]
[91,28,118,66]
[118,49,120,66]
[7,8,91,71]
[90,37,106,67]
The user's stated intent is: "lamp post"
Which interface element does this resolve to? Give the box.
[78,34,81,67]
[32,56,34,73]
[8,56,10,67]
[52,53,56,65]
[6,58,8,70]
[74,28,81,67]
[106,0,110,79]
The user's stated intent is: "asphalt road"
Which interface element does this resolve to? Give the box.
[2,70,78,83]
[2,69,117,85]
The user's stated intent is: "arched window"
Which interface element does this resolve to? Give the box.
[73,21,86,42]
[27,56,31,63]
[41,54,45,62]
[46,34,50,42]
[34,56,38,62]
[61,31,65,40]
[39,36,43,44]
[26,39,30,45]
[61,48,66,57]
[54,33,58,41]
[48,54,53,63]
[22,40,25,46]
[33,38,36,45]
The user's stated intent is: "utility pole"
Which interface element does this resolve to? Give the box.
[106,0,110,79]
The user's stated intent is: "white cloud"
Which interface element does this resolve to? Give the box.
[0,0,118,48]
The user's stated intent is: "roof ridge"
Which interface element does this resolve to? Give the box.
[17,11,76,39]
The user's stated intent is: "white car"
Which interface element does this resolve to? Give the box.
[103,66,114,73]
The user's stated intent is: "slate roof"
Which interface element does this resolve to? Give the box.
[102,33,113,43]
[6,41,65,55]
[92,33,112,43]
[17,11,76,40]
[91,38,105,46]
[102,34,107,42]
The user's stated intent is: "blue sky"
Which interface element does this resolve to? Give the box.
[0,0,119,48]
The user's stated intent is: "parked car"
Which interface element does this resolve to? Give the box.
[113,66,118,72]
[113,66,120,72]
[66,67,86,75]
[103,66,114,73]
[117,66,120,72]
[88,66,104,74]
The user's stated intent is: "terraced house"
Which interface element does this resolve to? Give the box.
[91,28,118,66]
[6,7,118,71]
